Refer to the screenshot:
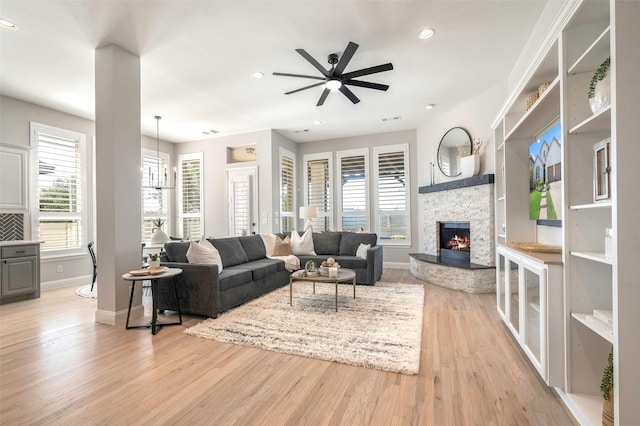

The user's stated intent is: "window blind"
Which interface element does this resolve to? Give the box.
[306,157,331,232]
[280,154,295,232]
[340,153,367,231]
[376,148,410,244]
[179,154,203,239]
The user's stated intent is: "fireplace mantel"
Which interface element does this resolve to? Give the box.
[418,174,494,194]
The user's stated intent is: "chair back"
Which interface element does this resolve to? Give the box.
[88,241,97,267]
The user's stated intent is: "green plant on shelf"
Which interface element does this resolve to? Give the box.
[152,218,165,230]
[588,57,610,99]
[601,346,613,400]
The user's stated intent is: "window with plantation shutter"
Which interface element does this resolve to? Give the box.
[178,152,203,239]
[279,150,296,233]
[337,149,368,232]
[141,150,170,241]
[32,123,86,254]
[304,153,332,232]
[374,144,410,245]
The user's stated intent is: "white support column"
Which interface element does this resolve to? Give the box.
[94,44,143,324]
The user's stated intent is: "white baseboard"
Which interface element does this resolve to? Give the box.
[95,305,143,325]
[384,262,410,270]
[41,275,93,291]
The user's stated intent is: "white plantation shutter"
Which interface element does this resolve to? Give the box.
[34,124,86,253]
[280,151,296,233]
[231,176,250,236]
[338,150,368,231]
[305,154,332,232]
[374,145,410,245]
[141,151,169,241]
[178,153,203,239]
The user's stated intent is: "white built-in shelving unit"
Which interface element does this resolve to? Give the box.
[493,1,640,424]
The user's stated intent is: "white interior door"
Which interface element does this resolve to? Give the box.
[227,167,258,236]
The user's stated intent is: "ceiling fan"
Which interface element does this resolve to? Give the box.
[273,41,393,106]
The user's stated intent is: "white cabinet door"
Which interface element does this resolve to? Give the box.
[0,145,29,212]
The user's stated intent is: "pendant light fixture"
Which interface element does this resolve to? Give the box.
[142,115,175,190]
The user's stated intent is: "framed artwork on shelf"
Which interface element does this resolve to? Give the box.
[529,120,562,225]
[593,138,611,202]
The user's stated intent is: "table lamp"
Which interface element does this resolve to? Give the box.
[299,206,319,232]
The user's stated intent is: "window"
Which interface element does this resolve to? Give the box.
[304,153,332,232]
[141,149,170,241]
[374,144,410,245]
[32,123,86,254]
[279,149,296,233]
[337,149,368,232]
[178,152,203,239]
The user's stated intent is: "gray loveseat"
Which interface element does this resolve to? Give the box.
[156,232,383,318]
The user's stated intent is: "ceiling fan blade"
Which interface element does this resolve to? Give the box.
[295,48,330,77]
[273,72,325,81]
[339,85,360,104]
[344,80,389,91]
[342,63,394,80]
[316,88,331,106]
[285,82,325,95]
[333,42,359,76]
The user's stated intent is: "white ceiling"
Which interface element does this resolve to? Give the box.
[0,1,547,143]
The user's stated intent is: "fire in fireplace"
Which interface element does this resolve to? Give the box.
[439,221,471,263]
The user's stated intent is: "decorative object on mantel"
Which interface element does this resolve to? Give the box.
[601,347,614,426]
[512,242,562,254]
[150,218,169,245]
[459,138,484,179]
[588,56,611,114]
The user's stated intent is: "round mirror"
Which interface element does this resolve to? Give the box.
[437,127,472,177]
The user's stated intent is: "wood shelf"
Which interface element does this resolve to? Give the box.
[557,391,603,426]
[505,77,560,140]
[568,105,611,134]
[568,26,610,75]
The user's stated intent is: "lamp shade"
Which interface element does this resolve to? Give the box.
[299,206,319,218]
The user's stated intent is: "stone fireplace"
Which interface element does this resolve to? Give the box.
[410,174,496,293]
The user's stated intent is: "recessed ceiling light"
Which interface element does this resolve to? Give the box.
[381,116,401,122]
[313,120,322,125]
[425,103,436,110]
[419,28,435,39]
[0,18,18,30]
[251,71,264,79]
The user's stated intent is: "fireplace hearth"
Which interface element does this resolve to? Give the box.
[439,221,470,263]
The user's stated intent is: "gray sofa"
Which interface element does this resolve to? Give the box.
[156,232,382,318]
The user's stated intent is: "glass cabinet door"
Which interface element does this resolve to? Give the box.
[497,253,506,316]
[507,260,520,334]
[524,266,543,368]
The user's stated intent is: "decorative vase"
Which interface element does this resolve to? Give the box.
[602,387,614,426]
[460,154,480,178]
[589,72,611,114]
[149,259,160,269]
[151,228,169,244]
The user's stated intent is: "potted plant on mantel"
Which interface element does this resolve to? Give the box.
[601,347,614,426]
[151,217,169,244]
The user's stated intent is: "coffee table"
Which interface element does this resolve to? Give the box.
[289,268,356,312]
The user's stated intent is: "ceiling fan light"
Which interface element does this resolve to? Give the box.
[325,79,342,91]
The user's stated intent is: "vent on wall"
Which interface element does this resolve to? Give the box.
[0,213,24,241]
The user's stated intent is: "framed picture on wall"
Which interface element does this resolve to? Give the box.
[593,138,611,202]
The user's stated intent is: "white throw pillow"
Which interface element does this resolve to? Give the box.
[356,243,370,259]
[186,237,223,272]
[260,233,277,257]
[291,229,316,255]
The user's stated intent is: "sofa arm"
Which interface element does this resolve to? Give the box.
[156,262,221,318]
[366,245,383,285]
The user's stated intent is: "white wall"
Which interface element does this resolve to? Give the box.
[416,83,505,254]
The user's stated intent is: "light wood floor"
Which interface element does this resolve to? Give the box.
[0,270,576,425]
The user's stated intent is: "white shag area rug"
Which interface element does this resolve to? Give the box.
[75,284,97,298]
[184,281,424,375]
